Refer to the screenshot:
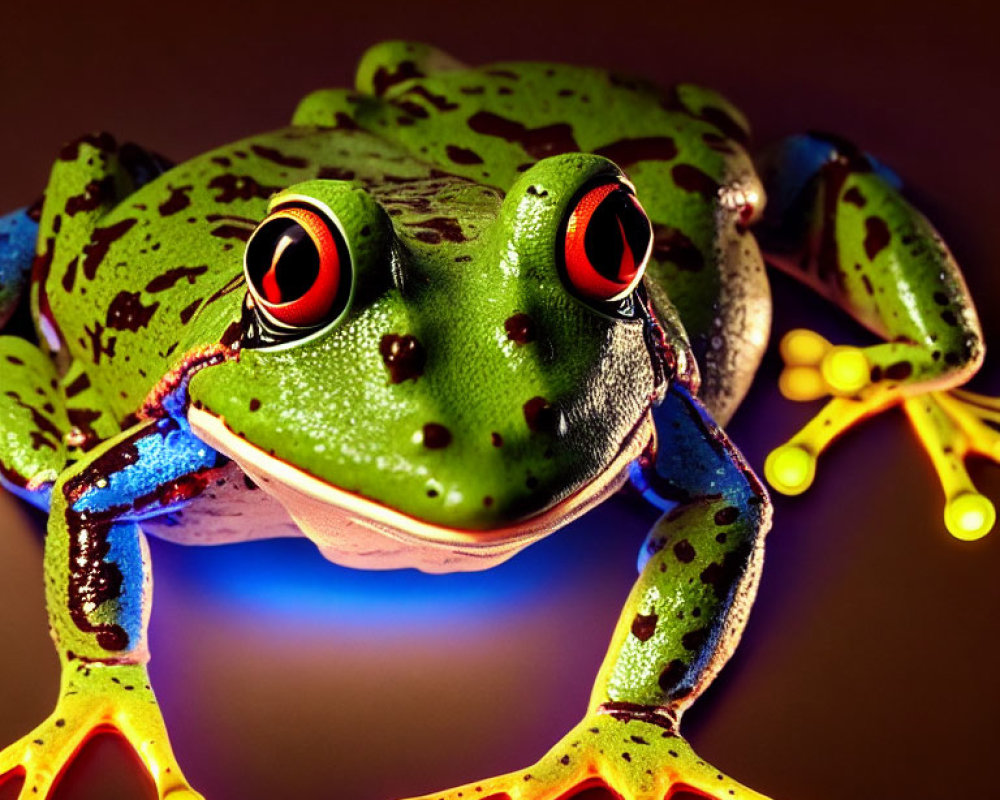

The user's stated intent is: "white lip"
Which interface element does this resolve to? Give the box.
[187,405,654,573]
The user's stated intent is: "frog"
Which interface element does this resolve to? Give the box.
[0,40,996,800]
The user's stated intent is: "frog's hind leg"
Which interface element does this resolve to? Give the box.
[756,133,997,537]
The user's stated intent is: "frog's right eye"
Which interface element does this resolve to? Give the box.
[243,206,349,330]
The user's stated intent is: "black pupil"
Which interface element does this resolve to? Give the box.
[582,189,650,283]
[247,218,320,303]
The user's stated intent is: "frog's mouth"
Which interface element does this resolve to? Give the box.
[187,404,654,573]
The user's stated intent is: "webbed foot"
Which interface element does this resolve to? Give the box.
[399,712,769,800]
[765,328,998,539]
[0,663,202,799]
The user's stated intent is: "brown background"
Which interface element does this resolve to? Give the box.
[1,1,999,798]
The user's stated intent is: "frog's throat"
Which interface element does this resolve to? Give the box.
[186,405,654,573]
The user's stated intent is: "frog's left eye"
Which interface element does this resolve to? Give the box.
[559,181,653,305]
[243,206,349,330]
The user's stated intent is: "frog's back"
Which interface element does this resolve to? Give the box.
[38,42,766,431]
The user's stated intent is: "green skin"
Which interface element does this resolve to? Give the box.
[0,41,985,800]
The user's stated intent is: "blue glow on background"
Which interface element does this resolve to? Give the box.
[148,496,659,633]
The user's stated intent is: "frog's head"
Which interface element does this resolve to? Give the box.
[188,154,670,571]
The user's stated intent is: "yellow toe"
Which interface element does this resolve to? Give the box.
[820,346,871,395]
[765,444,816,496]
[944,492,995,541]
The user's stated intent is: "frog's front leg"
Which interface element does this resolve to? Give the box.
[399,386,773,800]
[757,133,997,539]
[0,415,223,799]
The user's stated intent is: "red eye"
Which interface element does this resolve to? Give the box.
[561,182,652,303]
[244,206,347,328]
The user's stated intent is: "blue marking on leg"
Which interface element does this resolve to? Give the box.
[632,384,764,572]
[70,417,221,519]
[104,521,146,648]
[763,134,904,223]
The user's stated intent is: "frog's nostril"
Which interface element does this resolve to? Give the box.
[504,312,536,345]
[522,396,565,435]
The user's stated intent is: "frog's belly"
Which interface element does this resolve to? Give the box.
[185,406,653,574]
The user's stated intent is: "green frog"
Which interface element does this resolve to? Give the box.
[0,41,995,800]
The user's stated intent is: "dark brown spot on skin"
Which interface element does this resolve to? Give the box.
[467,111,579,161]
[317,166,357,181]
[372,60,424,96]
[713,506,739,525]
[330,112,360,131]
[392,100,429,119]
[106,292,159,332]
[407,217,466,244]
[158,185,193,216]
[658,659,687,693]
[249,398,261,411]
[701,132,736,154]
[65,177,115,216]
[210,224,252,242]
[250,144,308,169]
[145,265,209,293]
[631,612,658,642]
[941,309,958,326]
[82,219,137,281]
[862,274,874,295]
[483,496,493,507]
[202,273,245,309]
[83,322,116,364]
[446,144,484,165]
[65,516,129,651]
[211,156,232,168]
[843,186,867,207]
[863,216,891,260]
[504,313,536,345]
[59,132,116,162]
[933,291,949,305]
[61,257,79,293]
[491,432,503,447]
[652,225,704,272]
[673,539,695,563]
[698,106,750,146]
[671,164,719,201]
[522,396,560,434]
[699,550,746,600]
[379,334,427,383]
[593,137,678,168]
[208,174,279,204]
[402,85,459,111]
[682,627,708,651]
[65,372,91,398]
[179,299,201,325]
[423,423,452,449]
[885,361,913,381]
[67,408,103,451]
